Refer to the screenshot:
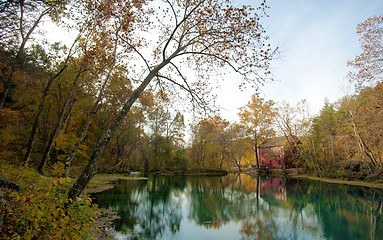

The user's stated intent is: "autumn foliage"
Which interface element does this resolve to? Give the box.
[348,15,383,85]
[0,2,383,238]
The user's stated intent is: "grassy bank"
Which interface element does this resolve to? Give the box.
[293,174,383,190]
[242,167,383,190]
[0,163,148,240]
[0,164,97,239]
[85,174,148,194]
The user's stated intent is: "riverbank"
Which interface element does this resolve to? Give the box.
[89,170,383,193]
[152,169,229,176]
[85,174,148,194]
[292,174,383,190]
[87,170,383,239]
[241,167,383,190]
[84,174,148,240]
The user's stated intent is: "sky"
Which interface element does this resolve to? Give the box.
[41,1,383,124]
[215,0,383,122]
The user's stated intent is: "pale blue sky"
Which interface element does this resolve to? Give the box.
[42,1,383,122]
[217,0,383,121]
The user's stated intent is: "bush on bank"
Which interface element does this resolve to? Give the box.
[0,163,98,240]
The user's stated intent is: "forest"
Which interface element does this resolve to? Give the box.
[0,0,382,239]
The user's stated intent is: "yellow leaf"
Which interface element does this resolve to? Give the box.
[58,178,66,185]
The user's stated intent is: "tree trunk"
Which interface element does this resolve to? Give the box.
[0,175,20,191]
[310,137,323,177]
[0,6,51,110]
[233,157,242,172]
[23,66,67,164]
[23,30,81,164]
[308,140,321,177]
[61,98,76,134]
[38,64,85,174]
[348,110,378,169]
[0,70,15,111]
[254,132,259,169]
[67,56,173,200]
[114,130,125,164]
[219,154,224,169]
[62,35,118,177]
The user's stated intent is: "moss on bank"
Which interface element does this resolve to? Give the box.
[85,174,148,194]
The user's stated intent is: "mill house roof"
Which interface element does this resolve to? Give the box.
[259,137,288,148]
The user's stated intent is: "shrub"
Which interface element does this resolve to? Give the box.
[0,164,98,240]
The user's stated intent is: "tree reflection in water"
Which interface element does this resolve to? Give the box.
[93,176,186,239]
[92,174,383,240]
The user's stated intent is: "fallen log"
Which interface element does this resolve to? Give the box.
[0,175,20,191]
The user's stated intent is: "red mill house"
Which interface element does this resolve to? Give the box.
[258,136,297,169]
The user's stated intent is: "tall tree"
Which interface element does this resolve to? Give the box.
[0,0,68,110]
[313,100,338,160]
[61,30,120,177]
[68,0,275,200]
[227,123,252,172]
[347,15,383,85]
[32,0,138,173]
[190,116,232,169]
[190,117,217,168]
[276,101,315,174]
[238,95,276,169]
[146,93,185,147]
[337,85,383,172]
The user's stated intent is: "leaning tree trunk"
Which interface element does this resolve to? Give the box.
[0,6,51,110]
[0,175,20,191]
[61,98,76,134]
[0,49,26,110]
[233,157,242,172]
[38,64,85,174]
[307,137,322,177]
[0,70,16,111]
[23,32,81,164]
[23,66,67,164]
[62,38,118,177]
[67,57,172,200]
[348,110,378,170]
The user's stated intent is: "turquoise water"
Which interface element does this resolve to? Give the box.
[92,174,383,240]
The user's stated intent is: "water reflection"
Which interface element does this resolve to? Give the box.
[92,174,383,240]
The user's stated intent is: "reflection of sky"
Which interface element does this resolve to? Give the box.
[172,192,241,240]
[165,185,324,240]
[271,204,324,240]
[95,176,381,240]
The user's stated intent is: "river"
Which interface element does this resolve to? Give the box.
[92,174,383,240]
